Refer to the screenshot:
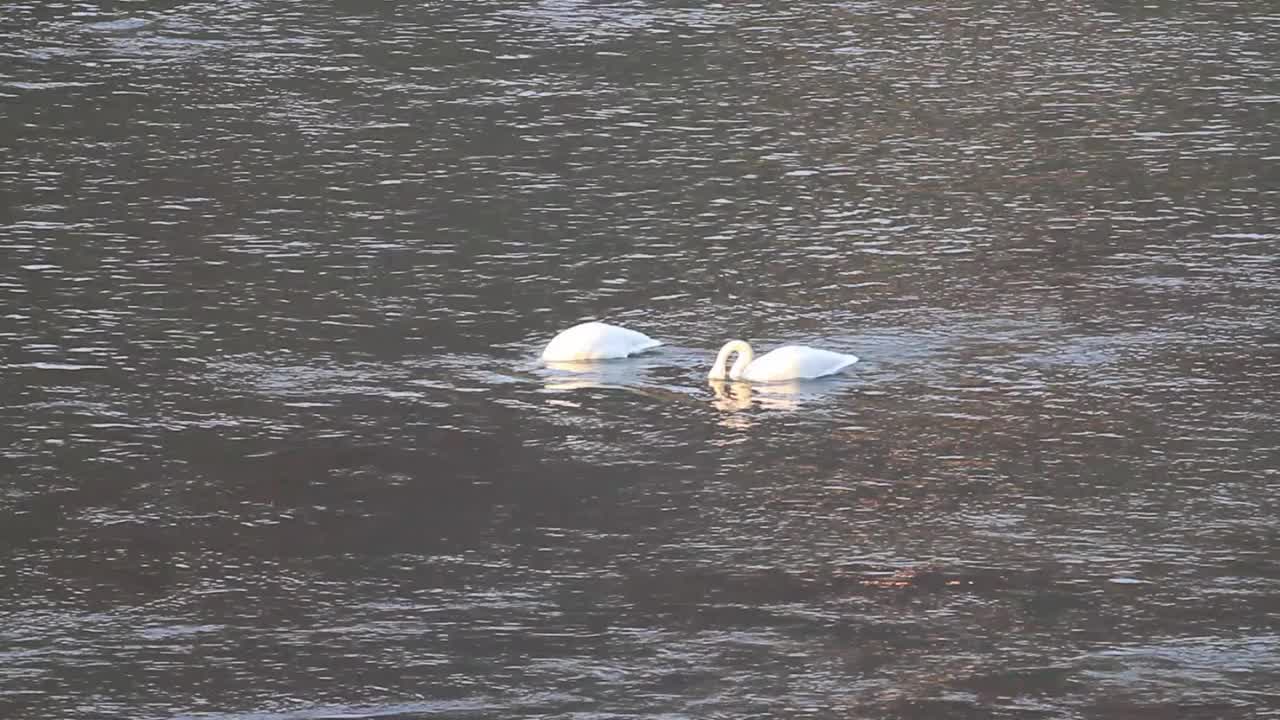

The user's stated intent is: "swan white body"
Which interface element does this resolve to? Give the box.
[541,321,662,362]
[708,339,858,383]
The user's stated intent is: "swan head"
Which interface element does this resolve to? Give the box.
[709,340,754,380]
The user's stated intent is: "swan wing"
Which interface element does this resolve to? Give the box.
[742,345,858,382]
[541,321,662,361]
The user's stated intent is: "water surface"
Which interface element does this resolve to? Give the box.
[2,1,1279,717]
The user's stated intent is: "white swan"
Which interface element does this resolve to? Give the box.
[541,321,662,362]
[708,339,858,383]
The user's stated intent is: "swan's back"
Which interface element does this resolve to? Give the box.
[541,321,662,361]
[742,344,858,382]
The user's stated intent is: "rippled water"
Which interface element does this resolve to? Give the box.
[3,1,1279,717]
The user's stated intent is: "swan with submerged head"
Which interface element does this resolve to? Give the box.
[708,340,858,383]
[541,321,662,362]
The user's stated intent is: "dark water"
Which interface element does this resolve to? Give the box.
[3,1,1280,717]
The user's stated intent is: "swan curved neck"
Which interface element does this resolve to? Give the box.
[709,340,753,380]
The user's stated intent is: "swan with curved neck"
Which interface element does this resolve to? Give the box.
[709,340,755,380]
[541,321,662,362]
[708,339,857,383]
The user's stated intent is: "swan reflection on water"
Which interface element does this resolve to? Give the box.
[541,359,700,406]
[541,360,618,392]
[535,354,851,413]
[708,379,804,412]
[540,366,843,413]
[541,359,659,391]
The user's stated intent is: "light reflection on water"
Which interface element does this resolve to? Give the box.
[1,0,1279,718]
